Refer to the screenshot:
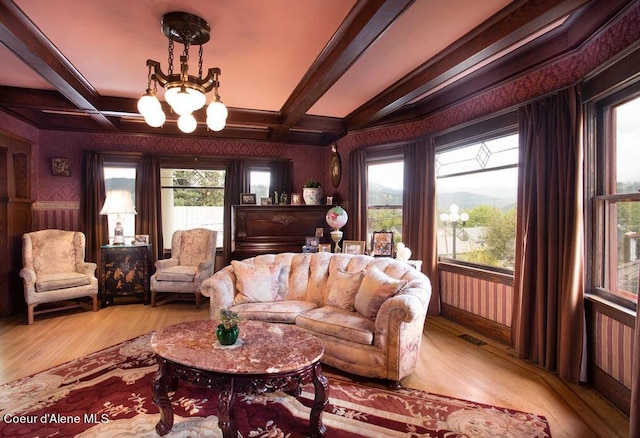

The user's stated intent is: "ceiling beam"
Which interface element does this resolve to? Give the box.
[346,0,592,130]
[0,0,116,129]
[272,0,415,138]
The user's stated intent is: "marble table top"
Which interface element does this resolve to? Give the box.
[151,319,324,374]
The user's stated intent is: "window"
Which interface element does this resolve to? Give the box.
[436,133,518,270]
[103,166,136,244]
[367,160,403,247]
[594,95,640,303]
[249,169,270,202]
[160,168,225,249]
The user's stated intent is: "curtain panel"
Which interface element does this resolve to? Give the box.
[136,155,162,263]
[631,263,640,436]
[512,86,585,383]
[347,148,367,241]
[223,160,244,265]
[403,139,440,314]
[269,159,293,196]
[81,151,107,266]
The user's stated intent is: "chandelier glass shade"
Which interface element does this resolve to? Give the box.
[137,12,228,133]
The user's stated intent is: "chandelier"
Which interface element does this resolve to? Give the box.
[137,12,228,133]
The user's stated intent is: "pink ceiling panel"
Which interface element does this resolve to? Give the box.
[308,0,511,117]
[0,43,53,90]
[13,0,356,112]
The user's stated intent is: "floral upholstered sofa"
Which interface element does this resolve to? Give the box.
[200,252,431,386]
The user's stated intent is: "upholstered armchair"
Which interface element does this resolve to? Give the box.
[20,229,99,325]
[150,228,217,307]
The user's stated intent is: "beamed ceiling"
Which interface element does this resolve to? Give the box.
[0,0,634,146]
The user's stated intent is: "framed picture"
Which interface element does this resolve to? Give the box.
[260,197,272,205]
[318,243,332,253]
[326,196,333,205]
[305,236,319,248]
[134,234,149,245]
[330,144,341,188]
[315,227,324,238]
[343,240,366,255]
[291,193,301,205]
[371,231,394,257]
[240,193,257,205]
[51,157,71,177]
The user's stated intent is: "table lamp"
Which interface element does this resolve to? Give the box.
[99,190,137,245]
[325,206,348,253]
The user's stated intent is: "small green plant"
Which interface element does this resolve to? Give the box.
[218,309,241,329]
[304,179,321,188]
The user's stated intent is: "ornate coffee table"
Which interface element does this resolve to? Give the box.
[150,319,329,437]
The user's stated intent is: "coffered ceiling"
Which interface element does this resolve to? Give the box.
[0,0,632,145]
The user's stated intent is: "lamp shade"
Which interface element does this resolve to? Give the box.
[99,190,137,215]
[326,206,348,230]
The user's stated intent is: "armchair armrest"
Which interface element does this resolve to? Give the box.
[194,259,215,282]
[200,266,236,319]
[19,267,37,285]
[155,258,179,271]
[77,261,97,277]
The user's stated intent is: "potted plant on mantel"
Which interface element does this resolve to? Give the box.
[216,309,241,345]
[303,179,323,205]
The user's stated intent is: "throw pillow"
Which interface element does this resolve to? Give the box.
[326,269,366,311]
[355,267,408,320]
[232,261,282,304]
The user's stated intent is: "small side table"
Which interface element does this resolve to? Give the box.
[100,244,151,306]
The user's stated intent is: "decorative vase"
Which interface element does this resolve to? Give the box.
[216,324,239,345]
[303,187,323,205]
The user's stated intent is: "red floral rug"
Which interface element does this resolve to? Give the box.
[0,333,551,437]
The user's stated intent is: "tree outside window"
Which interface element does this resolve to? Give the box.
[436,134,518,270]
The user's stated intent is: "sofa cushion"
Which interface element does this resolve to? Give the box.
[232,260,282,304]
[36,272,91,292]
[231,300,318,323]
[295,306,374,345]
[155,265,196,282]
[326,269,365,311]
[355,267,408,320]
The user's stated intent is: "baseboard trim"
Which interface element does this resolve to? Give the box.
[592,365,630,416]
[440,303,511,345]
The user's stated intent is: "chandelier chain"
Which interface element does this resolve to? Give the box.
[198,45,204,78]
[168,38,174,76]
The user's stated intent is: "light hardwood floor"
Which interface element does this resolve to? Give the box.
[0,302,629,437]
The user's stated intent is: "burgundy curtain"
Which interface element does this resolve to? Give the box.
[135,155,162,264]
[631,263,640,436]
[403,139,440,314]
[346,148,367,241]
[512,86,585,383]
[223,160,244,265]
[81,151,107,265]
[269,159,293,196]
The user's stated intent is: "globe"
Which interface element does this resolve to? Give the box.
[326,206,348,230]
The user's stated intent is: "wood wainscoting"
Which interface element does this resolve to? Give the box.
[439,262,512,344]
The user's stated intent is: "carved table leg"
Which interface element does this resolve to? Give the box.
[310,362,329,438]
[218,381,237,438]
[152,357,174,436]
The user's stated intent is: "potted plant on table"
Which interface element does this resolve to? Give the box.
[217,309,241,345]
[302,179,323,205]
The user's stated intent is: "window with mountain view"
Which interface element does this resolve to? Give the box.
[367,160,403,249]
[103,166,136,243]
[436,134,518,270]
[160,168,225,250]
[594,94,640,303]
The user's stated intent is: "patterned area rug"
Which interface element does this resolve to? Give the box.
[0,333,551,437]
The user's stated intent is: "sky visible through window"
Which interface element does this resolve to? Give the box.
[616,96,640,185]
